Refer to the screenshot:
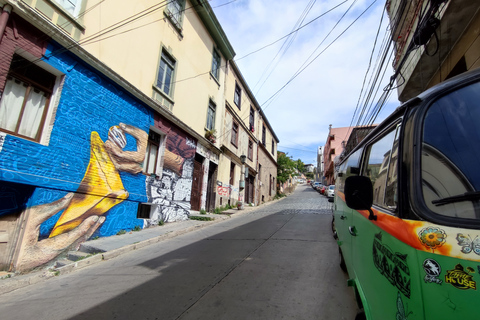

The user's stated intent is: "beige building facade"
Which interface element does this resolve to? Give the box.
[216,61,279,207]
[1,0,278,215]
[387,0,480,102]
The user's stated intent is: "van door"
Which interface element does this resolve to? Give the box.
[335,148,363,274]
[415,80,480,319]
[350,124,423,319]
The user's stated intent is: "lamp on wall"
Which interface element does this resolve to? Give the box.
[240,155,246,164]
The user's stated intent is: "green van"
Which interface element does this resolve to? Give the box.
[334,68,480,320]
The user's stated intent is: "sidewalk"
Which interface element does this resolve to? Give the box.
[0,204,263,295]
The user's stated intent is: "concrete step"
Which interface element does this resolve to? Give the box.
[55,259,72,268]
[79,242,106,254]
[67,251,91,262]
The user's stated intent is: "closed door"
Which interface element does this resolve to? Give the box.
[190,158,203,211]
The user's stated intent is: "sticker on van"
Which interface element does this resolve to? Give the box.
[445,264,476,290]
[422,259,442,284]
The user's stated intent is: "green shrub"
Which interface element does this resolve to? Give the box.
[133,225,141,232]
[200,209,207,215]
[190,216,213,221]
[158,219,165,226]
[116,229,127,235]
[273,192,286,200]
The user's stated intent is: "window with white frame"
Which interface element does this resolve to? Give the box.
[211,49,221,80]
[206,100,216,131]
[55,0,83,16]
[156,50,176,97]
[0,55,57,142]
[143,130,164,175]
[165,0,185,30]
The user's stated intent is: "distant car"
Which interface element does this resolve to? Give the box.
[320,185,327,194]
[326,185,335,198]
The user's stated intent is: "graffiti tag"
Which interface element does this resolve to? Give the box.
[186,138,196,149]
[373,232,411,298]
[217,186,231,196]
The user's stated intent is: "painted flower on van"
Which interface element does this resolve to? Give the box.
[419,227,446,250]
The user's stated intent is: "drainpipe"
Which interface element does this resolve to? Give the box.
[0,4,12,45]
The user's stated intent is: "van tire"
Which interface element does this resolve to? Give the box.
[355,310,366,320]
[331,216,337,239]
[339,248,347,273]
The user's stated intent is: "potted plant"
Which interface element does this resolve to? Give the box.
[205,129,216,143]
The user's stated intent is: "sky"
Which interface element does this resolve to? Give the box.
[210,0,400,166]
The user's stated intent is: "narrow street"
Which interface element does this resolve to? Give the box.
[0,184,358,320]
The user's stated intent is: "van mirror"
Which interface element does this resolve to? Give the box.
[344,176,375,220]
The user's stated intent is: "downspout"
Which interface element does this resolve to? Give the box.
[0,4,12,45]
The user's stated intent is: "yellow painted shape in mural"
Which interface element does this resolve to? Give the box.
[49,132,129,238]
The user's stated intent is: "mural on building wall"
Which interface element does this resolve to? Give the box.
[0,28,195,271]
[49,124,147,238]
[144,132,196,227]
[11,123,148,271]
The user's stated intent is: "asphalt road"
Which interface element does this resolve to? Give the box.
[0,184,358,320]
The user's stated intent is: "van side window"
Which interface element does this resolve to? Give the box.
[422,82,480,220]
[337,149,363,193]
[364,126,400,211]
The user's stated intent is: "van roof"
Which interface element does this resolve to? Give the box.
[338,67,480,165]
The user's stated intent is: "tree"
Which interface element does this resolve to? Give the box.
[277,152,297,184]
[295,159,305,172]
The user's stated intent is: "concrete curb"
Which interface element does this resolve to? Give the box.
[0,192,292,295]
[0,212,235,295]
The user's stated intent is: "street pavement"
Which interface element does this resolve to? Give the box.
[0,184,357,319]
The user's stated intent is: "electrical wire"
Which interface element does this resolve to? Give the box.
[252,0,316,94]
[207,1,351,144]
[261,0,359,111]
[260,0,378,112]
[234,0,348,62]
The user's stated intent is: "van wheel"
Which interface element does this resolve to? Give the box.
[339,248,347,273]
[355,310,366,320]
[331,216,336,238]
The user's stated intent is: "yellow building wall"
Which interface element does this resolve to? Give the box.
[79,0,226,136]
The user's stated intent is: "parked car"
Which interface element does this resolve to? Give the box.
[313,182,321,189]
[320,185,327,194]
[326,185,335,198]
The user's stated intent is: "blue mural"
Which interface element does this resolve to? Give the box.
[0,41,180,271]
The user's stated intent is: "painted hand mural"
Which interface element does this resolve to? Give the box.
[105,123,148,174]
[49,131,129,237]
[16,124,148,271]
[16,193,105,271]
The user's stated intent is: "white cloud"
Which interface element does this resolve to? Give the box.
[211,0,400,163]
